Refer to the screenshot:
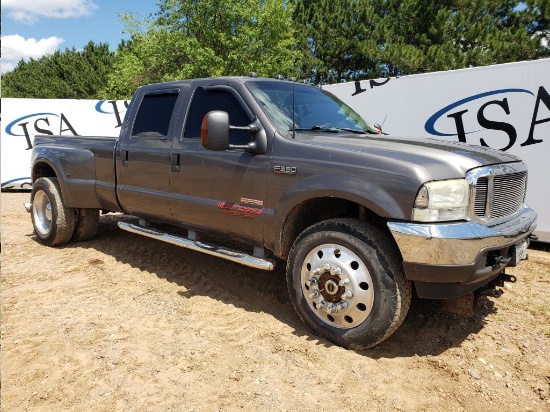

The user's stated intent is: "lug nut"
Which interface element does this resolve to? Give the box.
[317,300,328,309]
[341,291,353,300]
[309,290,320,299]
[338,278,350,286]
[337,301,348,311]
[307,277,318,286]
[313,263,331,276]
[331,267,342,276]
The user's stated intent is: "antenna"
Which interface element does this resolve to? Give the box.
[292,82,296,139]
[381,114,387,128]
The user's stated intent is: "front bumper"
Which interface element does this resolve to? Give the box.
[388,205,537,298]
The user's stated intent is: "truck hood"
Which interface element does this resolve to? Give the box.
[299,133,520,180]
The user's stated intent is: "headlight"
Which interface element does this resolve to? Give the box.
[412,179,469,222]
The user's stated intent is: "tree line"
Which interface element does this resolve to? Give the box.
[2,0,549,99]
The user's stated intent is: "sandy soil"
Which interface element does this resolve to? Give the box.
[1,192,549,411]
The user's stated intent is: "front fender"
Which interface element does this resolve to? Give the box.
[32,145,101,209]
[265,173,416,258]
[276,173,412,221]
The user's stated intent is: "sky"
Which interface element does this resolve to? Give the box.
[1,0,159,73]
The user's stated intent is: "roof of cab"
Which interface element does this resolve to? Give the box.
[138,75,304,92]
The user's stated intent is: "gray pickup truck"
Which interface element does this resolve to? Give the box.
[26,76,537,349]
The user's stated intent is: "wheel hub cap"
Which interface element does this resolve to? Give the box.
[301,244,374,329]
[32,191,52,236]
[324,279,339,295]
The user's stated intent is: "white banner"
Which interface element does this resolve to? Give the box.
[1,98,129,189]
[325,59,550,242]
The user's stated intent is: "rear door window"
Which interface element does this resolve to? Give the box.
[132,92,179,138]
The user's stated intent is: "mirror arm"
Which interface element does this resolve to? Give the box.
[229,119,260,133]
[228,144,249,150]
[229,125,259,133]
[226,118,266,153]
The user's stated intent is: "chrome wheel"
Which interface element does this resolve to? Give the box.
[301,243,374,328]
[32,190,53,236]
[288,219,412,348]
[30,177,76,246]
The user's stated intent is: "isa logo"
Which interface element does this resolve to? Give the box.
[5,112,79,150]
[424,86,550,151]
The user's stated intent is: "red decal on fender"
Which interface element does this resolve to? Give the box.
[217,202,263,218]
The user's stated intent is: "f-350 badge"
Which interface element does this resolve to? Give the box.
[274,166,297,175]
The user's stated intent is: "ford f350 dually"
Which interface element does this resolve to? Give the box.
[25,76,537,349]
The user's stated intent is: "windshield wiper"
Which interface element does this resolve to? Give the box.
[290,126,338,133]
[332,127,378,134]
[290,125,377,134]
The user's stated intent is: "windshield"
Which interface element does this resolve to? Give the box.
[246,81,378,137]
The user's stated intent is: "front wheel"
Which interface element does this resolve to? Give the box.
[286,218,411,349]
[31,177,76,246]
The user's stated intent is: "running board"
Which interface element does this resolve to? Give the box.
[118,221,275,271]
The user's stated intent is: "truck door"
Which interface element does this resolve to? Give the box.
[116,88,183,220]
[169,85,271,243]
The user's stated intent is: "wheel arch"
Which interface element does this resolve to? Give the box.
[32,159,58,181]
[276,196,394,260]
[32,158,70,203]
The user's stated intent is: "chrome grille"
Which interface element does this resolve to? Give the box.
[491,172,527,218]
[472,168,527,224]
[474,177,488,217]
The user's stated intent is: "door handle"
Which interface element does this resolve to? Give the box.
[121,150,129,166]
[171,153,180,172]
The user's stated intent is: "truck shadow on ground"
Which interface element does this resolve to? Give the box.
[59,214,499,359]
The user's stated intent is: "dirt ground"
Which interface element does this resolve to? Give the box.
[1,192,549,411]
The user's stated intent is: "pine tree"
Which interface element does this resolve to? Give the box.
[294,0,550,81]
[294,0,381,84]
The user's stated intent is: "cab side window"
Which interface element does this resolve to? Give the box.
[184,87,252,145]
[132,92,179,138]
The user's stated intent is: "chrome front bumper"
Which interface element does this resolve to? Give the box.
[387,205,537,298]
[388,205,537,266]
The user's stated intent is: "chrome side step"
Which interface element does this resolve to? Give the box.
[118,221,275,271]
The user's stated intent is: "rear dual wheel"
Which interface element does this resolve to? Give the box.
[72,208,100,242]
[287,218,411,349]
[31,177,99,246]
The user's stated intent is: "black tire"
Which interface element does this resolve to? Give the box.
[286,218,412,349]
[31,177,76,246]
[72,209,100,242]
